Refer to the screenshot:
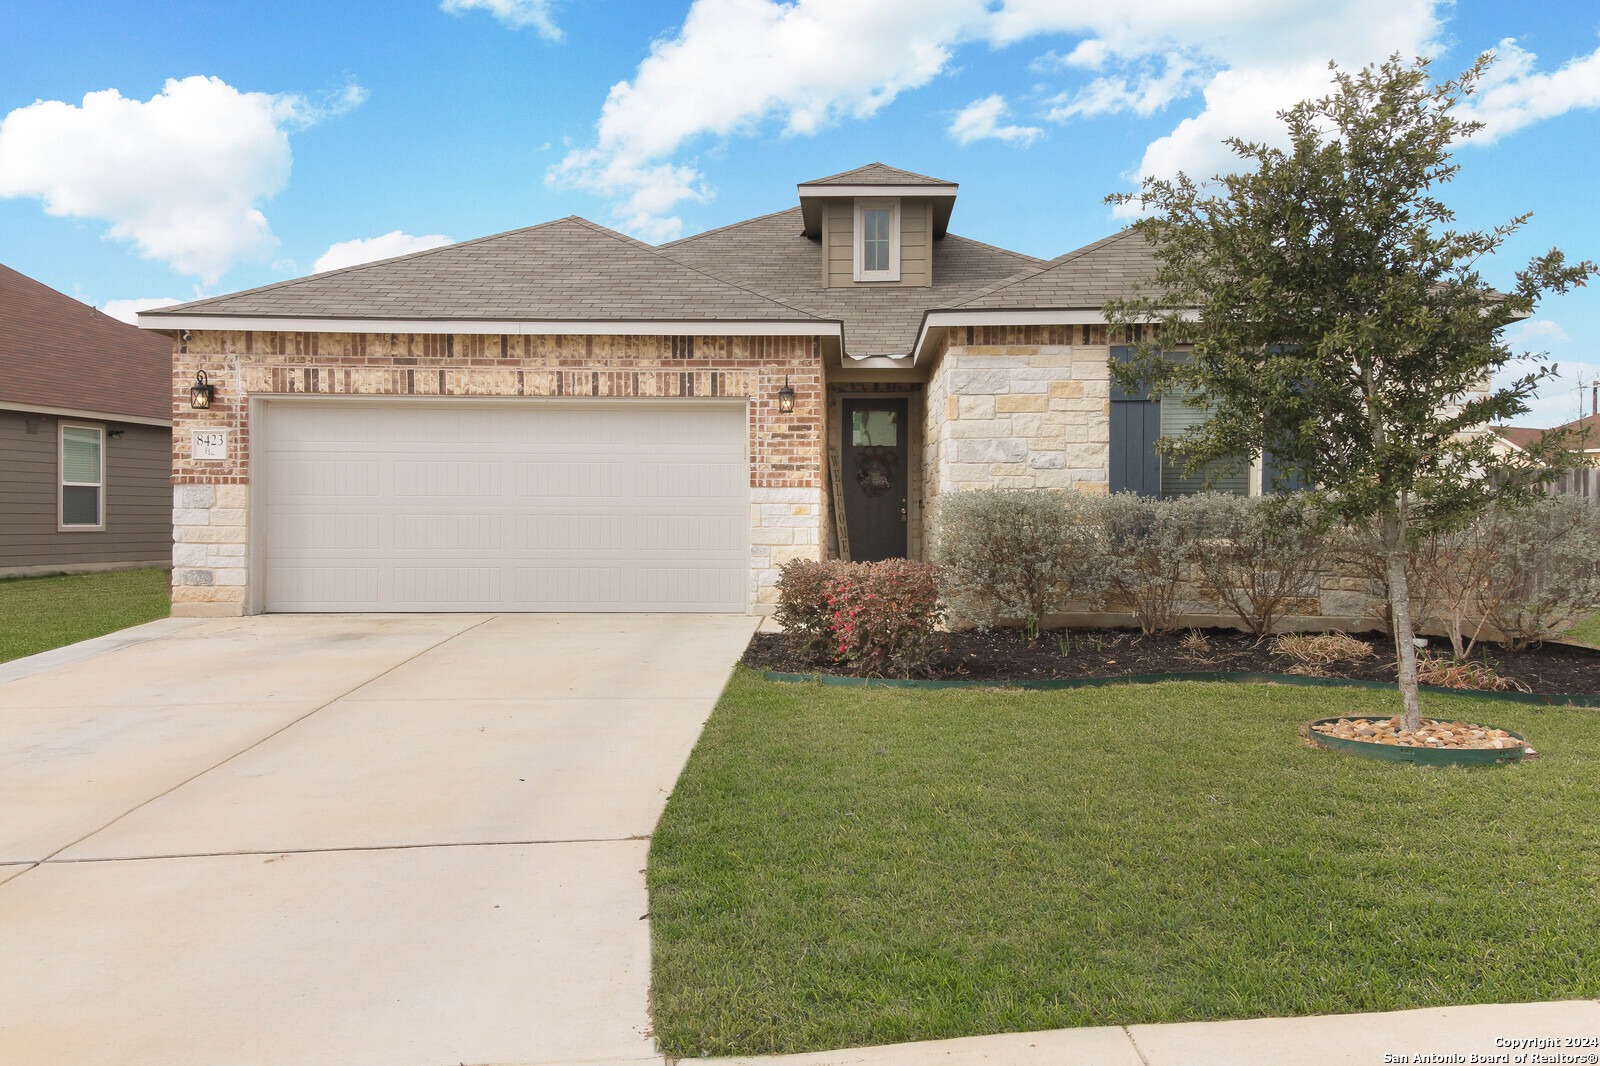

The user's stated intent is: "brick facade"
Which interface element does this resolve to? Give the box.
[169,330,826,615]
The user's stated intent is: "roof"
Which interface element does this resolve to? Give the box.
[1553,412,1600,445]
[660,207,1043,355]
[1490,425,1545,451]
[797,163,955,188]
[0,263,172,422]
[956,228,1162,309]
[151,217,818,324]
[142,165,1168,358]
[1492,415,1599,453]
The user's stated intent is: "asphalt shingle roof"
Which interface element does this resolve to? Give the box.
[145,174,1167,357]
[153,217,817,323]
[798,163,955,187]
[955,228,1163,309]
[659,207,1042,355]
[1,263,172,421]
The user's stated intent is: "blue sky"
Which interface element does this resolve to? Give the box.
[2,0,1597,425]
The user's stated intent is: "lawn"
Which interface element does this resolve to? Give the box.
[0,568,171,664]
[648,669,1600,1057]
[1568,610,1600,647]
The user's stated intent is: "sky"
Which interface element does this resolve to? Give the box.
[2,0,1598,427]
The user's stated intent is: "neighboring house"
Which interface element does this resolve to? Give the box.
[1,264,173,578]
[1491,414,1600,458]
[140,163,1249,617]
[1491,415,1600,500]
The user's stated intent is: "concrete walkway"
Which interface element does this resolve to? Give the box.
[706,999,1600,1065]
[0,612,757,1066]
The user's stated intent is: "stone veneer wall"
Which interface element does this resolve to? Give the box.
[923,325,1112,555]
[170,330,824,616]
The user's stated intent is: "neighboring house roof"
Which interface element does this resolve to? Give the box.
[1492,415,1600,454]
[1490,425,1544,452]
[152,217,820,326]
[797,163,955,188]
[0,263,172,423]
[659,207,1043,356]
[1554,413,1600,450]
[955,229,1161,309]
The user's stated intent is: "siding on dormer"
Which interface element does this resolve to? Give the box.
[821,198,934,289]
[825,200,854,287]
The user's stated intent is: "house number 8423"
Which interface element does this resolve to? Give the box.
[191,430,228,461]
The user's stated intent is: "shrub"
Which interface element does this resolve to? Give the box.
[933,489,1103,632]
[1476,495,1600,649]
[826,560,945,677]
[1081,493,1212,635]
[1326,517,1436,638]
[1408,519,1498,658]
[1194,493,1327,638]
[774,558,845,656]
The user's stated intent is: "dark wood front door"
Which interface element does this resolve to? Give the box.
[840,398,908,561]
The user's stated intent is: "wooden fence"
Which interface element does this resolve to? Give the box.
[1547,467,1600,499]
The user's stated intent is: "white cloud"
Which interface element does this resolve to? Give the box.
[949,95,1042,145]
[548,0,989,238]
[440,0,562,41]
[1046,53,1202,120]
[554,0,1600,236]
[100,297,181,325]
[1466,37,1600,142]
[312,231,455,274]
[0,76,366,285]
[1507,318,1571,345]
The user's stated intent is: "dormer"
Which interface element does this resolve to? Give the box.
[797,164,958,289]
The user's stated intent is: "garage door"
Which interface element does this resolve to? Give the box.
[261,401,748,612]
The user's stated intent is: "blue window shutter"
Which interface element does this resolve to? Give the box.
[1109,346,1161,496]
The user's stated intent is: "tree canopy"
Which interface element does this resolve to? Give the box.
[1103,54,1595,726]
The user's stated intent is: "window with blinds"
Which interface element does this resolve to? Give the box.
[60,423,104,529]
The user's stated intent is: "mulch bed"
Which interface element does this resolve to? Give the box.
[742,626,1600,697]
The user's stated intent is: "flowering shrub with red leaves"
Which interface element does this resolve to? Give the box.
[824,560,945,677]
[774,558,846,656]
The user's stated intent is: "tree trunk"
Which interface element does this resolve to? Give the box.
[1382,512,1423,731]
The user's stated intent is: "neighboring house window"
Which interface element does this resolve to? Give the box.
[853,199,901,281]
[60,422,105,530]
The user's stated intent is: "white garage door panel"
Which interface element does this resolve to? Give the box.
[263,402,747,612]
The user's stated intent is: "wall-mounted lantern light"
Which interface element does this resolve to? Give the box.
[777,376,795,414]
[189,370,216,410]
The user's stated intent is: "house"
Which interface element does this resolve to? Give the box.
[1491,414,1600,501]
[1,264,173,578]
[1491,413,1600,457]
[141,163,1223,617]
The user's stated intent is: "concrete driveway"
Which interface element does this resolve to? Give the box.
[0,612,757,1066]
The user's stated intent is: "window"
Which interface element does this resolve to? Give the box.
[851,408,899,446]
[853,199,900,281]
[60,422,104,530]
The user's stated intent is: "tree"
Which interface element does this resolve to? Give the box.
[1104,55,1595,730]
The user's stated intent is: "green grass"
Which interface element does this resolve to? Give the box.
[0,568,171,664]
[649,669,1600,1057]
[1567,610,1600,647]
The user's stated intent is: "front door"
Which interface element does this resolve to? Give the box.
[840,398,908,561]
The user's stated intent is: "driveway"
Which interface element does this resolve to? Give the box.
[0,612,757,1066]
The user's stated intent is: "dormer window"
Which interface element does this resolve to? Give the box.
[853,199,900,282]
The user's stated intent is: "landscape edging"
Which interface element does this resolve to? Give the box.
[758,668,1600,707]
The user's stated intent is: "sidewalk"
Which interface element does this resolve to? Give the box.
[704,1000,1600,1066]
